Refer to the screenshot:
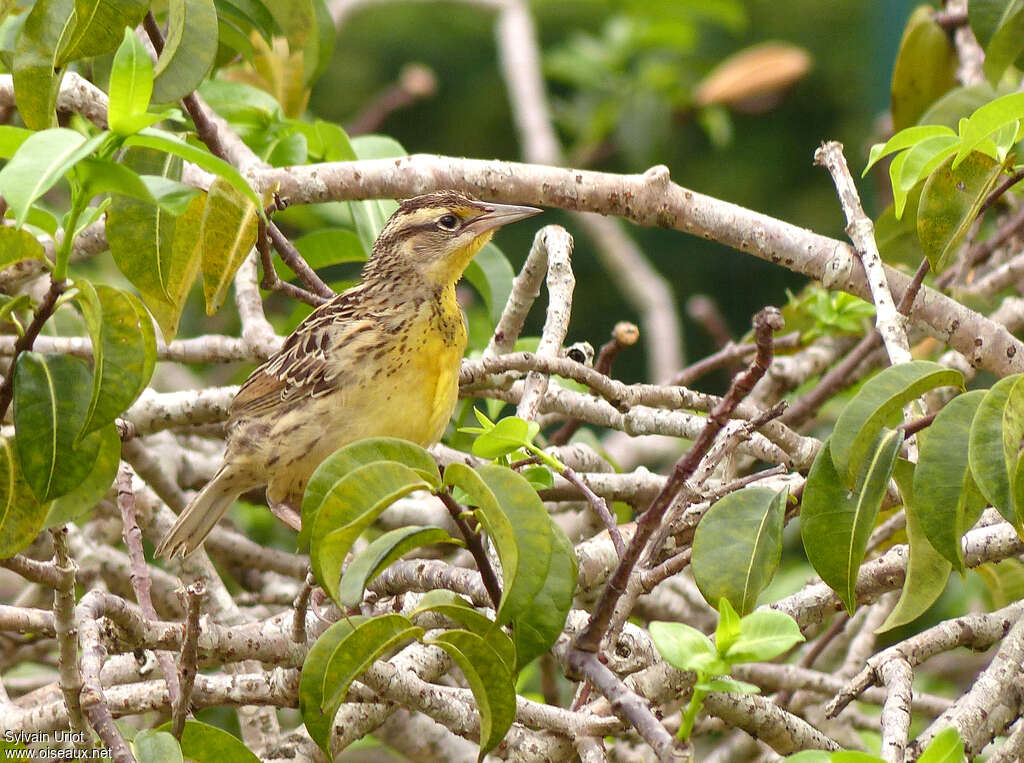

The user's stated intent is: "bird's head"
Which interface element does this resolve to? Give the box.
[364,191,541,287]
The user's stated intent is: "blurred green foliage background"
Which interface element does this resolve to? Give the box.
[310,0,917,379]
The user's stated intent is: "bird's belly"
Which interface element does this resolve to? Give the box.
[254,332,462,503]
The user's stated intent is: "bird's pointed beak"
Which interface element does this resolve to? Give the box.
[469,201,543,234]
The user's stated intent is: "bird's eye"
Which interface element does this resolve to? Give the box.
[437,213,460,231]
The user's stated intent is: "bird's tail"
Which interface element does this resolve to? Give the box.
[155,467,247,558]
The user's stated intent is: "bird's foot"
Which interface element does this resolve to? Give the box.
[269,500,302,531]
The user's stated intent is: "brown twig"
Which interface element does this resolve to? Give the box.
[256,217,329,306]
[437,491,503,609]
[266,220,334,301]
[671,333,801,388]
[292,573,316,645]
[172,581,205,739]
[0,277,66,422]
[52,528,89,740]
[562,466,625,556]
[116,463,182,715]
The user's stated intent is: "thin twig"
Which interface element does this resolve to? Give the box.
[562,467,624,556]
[292,573,316,645]
[172,581,205,739]
[437,491,503,609]
[0,277,66,421]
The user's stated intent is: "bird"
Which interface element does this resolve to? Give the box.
[156,190,541,558]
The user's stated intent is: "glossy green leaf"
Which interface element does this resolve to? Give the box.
[299,617,366,755]
[60,0,149,63]
[918,152,1008,273]
[714,597,742,655]
[154,720,259,763]
[970,0,1007,48]
[0,437,47,558]
[891,133,959,219]
[864,125,954,175]
[724,608,804,663]
[321,614,422,709]
[955,91,1024,167]
[464,243,515,326]
[831,360,962,488]
[283,228,366,281]
[914,390,987,573]
[426,629,517,759]
[918,727,965,763]
[649,621,729,676]
[108,27,156,135]
[13,353,105,502]
[11,0,72,129]
[151,0,218,104]
[0,129,109,227]
[511,519,577,670]
[43,422,119,529]
[0,227,46,271]
[471,416,541,460]
[443,463,553,626]
[981,2,1024,85]
[0,125,32,159]
[200,176,259,314]
[890,5,957,131]
[338,525,461,607]
[140,175,201,215]
[124,128,263,211]
[309,461,432,604]
[299,437,440,550]
[74,281,157,436]
[411,590,516,670]
[801,432,902,614]
[879,460,951,633]
[692,486,787,615]
[133,729,182,763]
[75,157,158,207]
[969,374,1024,528]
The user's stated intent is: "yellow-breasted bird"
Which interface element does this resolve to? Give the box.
[156,191,541,558]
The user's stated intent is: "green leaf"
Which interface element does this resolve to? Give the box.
[914,390,988,573]
[309,461,432,604]
[889,5,957,131]
[75,157,157,207]
[321,614,422,709]
[0,128,109,227]
[801,432,902,614]
[13,352,106,502]
[649,621,729,676]
[0,227,46,272]
[464,243,515,326]
[779,753,834,763]
[955,91,1024,167]
[470,416,541,460]
[124,128,263,212]
[917,726,965,763]
[11,0,72,129]
[411,591,516,670]
[970,0,1007,48]
[511,519,577,670]
[141,175,201,215]
[200,176,259,314]
[714,597,742,655]
[981,2,1024,85]
[443,463,553,626]
[878,459,951,633]
[299,617,366,755]
[73,281,156,436]
[43,422,119,529]
[338,526,462,607]
[969,374,1024,528]
[151,0,218,104]
[891,133,959,219]
[692,486,787,615]
[917,152,1009,273]
[426,629,517,759]
[281,228,366,282]
[133,729,182,763]
[298,437,440,550]
[725,609,804,663]
[864,125,955,175]
[0,125,33,159]
[108,27,156,136]
[154,720,259,763]
[60,0,149,63]
[831,360,962,489]
[0,437,47,558]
